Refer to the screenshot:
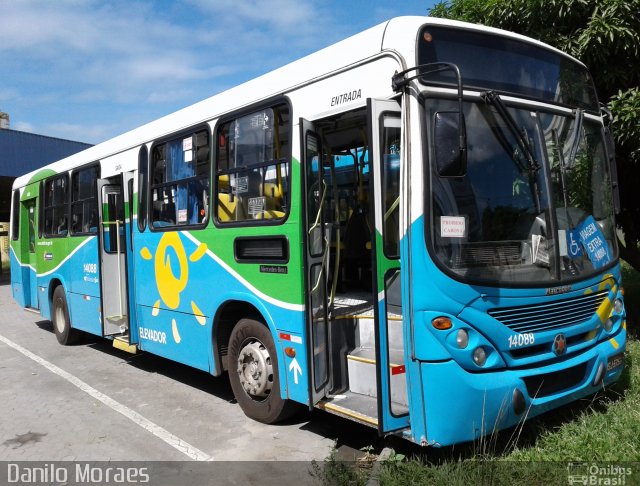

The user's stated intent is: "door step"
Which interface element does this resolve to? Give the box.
[113,335,138,354]
[317,391,378,427]
[24,307,40,314]
[347,347,407,407]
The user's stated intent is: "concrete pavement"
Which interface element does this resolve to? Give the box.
[0,279,380,469]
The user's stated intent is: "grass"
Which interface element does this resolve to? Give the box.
[314,262,640,485]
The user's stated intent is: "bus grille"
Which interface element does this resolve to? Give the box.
[488,290,609,333]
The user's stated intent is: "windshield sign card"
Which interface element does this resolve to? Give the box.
[577,216,612,269]
[441,216,466,238]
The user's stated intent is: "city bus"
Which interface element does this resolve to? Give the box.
[9,16,627,446]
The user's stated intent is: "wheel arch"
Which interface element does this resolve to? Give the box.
[45,276,67,322]
[211,296,281,379]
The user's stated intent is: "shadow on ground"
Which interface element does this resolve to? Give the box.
[30,319,379,459]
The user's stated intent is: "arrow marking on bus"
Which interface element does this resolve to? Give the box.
[289,357,302,385]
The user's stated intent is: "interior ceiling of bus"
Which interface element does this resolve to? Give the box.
[316,108,367,152]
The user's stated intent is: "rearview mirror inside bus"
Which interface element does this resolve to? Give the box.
[434,111,467,177]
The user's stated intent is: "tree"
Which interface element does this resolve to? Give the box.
[429,0,640,270]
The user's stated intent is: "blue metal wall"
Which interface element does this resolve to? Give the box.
[0,129,92,178]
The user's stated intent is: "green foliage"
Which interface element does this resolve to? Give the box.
[621,260,640,336]
[610,88,640,163]
[310,444,367,486]
[429,0,495,23]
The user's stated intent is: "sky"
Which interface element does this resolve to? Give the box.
[0,0,439,145]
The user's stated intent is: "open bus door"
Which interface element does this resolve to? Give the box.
[302,101,410,433]
[97,177,130,337]
[368,98,410,433]
[301,119,331,404]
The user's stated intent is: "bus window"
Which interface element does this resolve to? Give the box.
[138,145,148,231]
[27,201,36,253]
[215,103,290,223]
[71,165,99,235]
[11,190,19,240]
[43,174,69,238]
[381,114,401,258]
[150,129,210,229]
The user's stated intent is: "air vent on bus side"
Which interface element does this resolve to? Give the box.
[234,236,289,263]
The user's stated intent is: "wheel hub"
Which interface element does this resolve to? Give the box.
[237,340,273,398]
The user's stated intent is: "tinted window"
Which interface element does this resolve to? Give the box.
[43,174,69,237]
[418,26,599,111]
[138,146,148,231]
[381,114,401,258]
[71,166,99,235]
[11,190,19,240]
[151,129,210,228]
[215,104,290,223]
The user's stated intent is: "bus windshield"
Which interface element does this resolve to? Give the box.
[428,99,617,285]
[418,25,599,111]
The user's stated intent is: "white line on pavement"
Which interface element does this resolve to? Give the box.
[0,333,213,461]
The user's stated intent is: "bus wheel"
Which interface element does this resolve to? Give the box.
[52,286,80,345]
[228,318,297,424]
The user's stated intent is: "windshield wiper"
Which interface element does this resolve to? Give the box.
[551,108,584,229]
[552,129,569,207]
[481,91,542,212]
[552,128,574,227]
[567,108,584,166]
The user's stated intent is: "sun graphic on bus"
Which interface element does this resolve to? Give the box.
[140,233,208,344]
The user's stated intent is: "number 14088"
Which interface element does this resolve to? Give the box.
[508,333,535,348]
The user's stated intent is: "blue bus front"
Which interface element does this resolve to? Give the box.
[404,25,626,446]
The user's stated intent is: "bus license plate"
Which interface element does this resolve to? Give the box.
[607,353,624,371]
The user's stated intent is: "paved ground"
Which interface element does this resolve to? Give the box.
[0,278,385,482]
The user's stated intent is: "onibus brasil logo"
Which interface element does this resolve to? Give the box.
[567,462,632,485]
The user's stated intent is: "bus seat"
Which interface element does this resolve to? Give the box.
[256,209,285,219]
[218,193,241,222]
[263,182,283,212]
[219,174,230,191]
[263,182,281,198]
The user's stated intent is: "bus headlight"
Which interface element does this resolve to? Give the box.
[614,299,623,314]
[456,329,469,349]
[472,347,487,367]
[604,318,614,332]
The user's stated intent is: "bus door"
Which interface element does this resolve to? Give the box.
[301,119,331,403]
[122,171,138,344]
[22,197,38,308]
[97,179,130,336]
[368,98,410,432]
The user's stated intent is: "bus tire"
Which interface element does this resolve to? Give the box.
[228,318,298,424]
[52,286,80,345]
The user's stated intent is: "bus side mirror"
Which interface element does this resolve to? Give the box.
[434,111,467,177]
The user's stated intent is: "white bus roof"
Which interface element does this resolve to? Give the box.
[13,16,583,189]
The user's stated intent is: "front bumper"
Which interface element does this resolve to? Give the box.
[417,324,626,447]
